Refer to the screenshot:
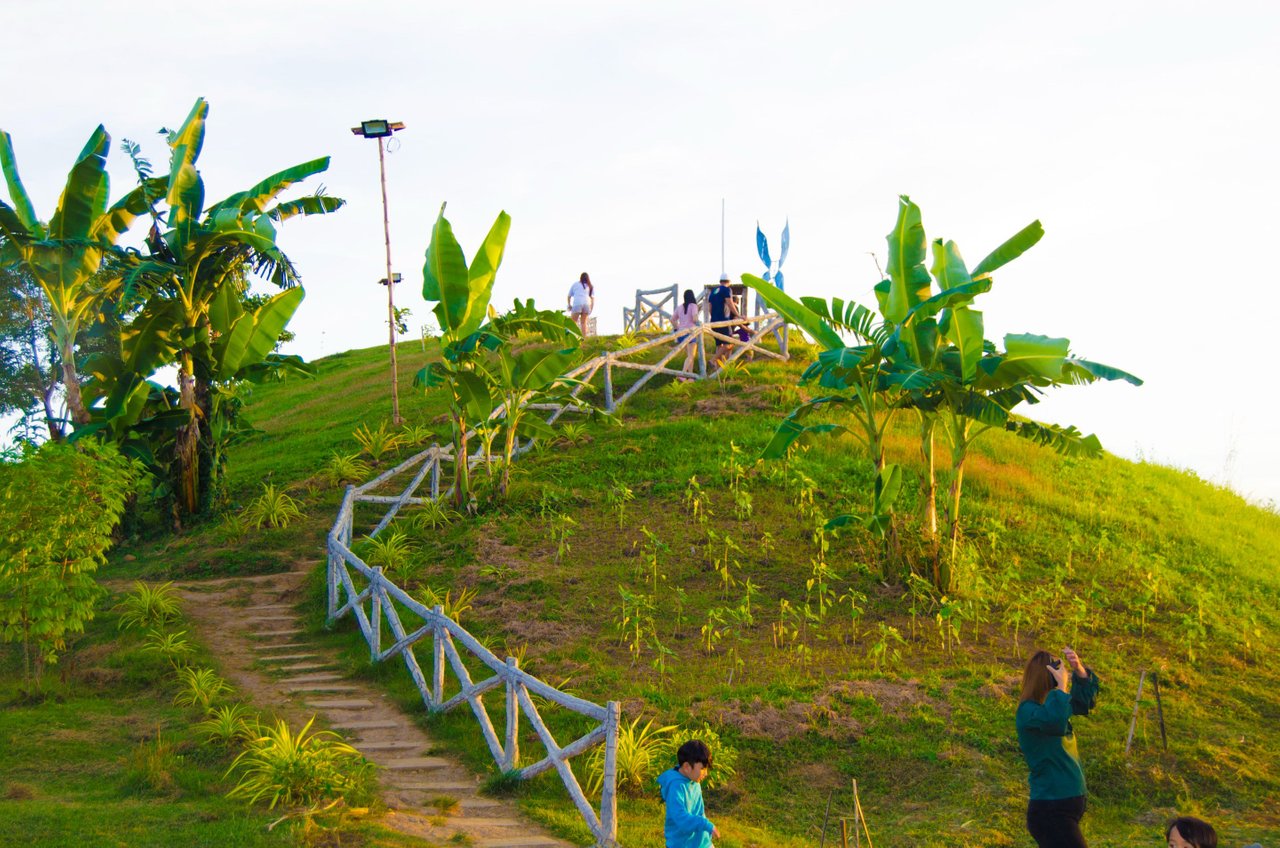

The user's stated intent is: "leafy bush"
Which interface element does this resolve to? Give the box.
[585,715,675,796]
[227,716,377,810]
[174,666,231,711]
[116,581,183,631]
[663,723,739,790]
[411,500,460,532]
[0,440,140,686]
[242,483,304,529]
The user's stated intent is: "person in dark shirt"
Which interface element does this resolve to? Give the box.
[706,274,739,365]
[1016,646,1100,848]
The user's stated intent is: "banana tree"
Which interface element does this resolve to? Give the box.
[416,208,586,507]
[416,205,514,509]
[0,125,163,425]
[745,195,1142,590]
[117,98,341,517]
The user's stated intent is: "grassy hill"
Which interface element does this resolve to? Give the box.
[111,335,1280,848]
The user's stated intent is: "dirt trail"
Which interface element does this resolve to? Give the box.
[177,567,577,848]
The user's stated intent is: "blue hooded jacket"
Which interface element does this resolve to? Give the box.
[657,768,715,848]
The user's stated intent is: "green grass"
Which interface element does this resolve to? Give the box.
[105,334,1280,847]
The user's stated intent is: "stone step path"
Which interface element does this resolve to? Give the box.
[177,569,579,848]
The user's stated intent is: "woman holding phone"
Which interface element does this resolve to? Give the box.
[1016,646,1100,848]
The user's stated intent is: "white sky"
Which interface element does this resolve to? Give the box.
[5,1,1279,506]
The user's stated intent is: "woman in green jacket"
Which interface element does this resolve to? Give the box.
[1016,646,1100,848]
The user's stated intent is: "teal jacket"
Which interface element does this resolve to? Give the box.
[1016,669,1101,800]
[657,768,714,848]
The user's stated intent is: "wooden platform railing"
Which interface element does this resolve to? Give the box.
[622,284,679,332]
[328,487,621,845]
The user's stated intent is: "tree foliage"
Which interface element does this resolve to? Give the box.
[0,440,140,687]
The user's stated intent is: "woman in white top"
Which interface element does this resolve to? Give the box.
[673,288,700,380]
[567,272,594,336]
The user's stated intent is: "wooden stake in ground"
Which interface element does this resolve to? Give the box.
[1124,669,1147,755]
[852,779,873,848]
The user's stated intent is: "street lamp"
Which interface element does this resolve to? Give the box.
[352,118,407,424]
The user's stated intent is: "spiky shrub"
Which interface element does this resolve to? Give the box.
[174,666,231,711]
[352,422,402,464]
[322,452,371,486]
[411,500,460,532]
[355,530,417,583]
[415,586,477,623]
[400,423,436,447]
[115,581,183,631]
[585,716,675,796]
[242,483,304,530]
[142,628,195,668]
[558,423,589,446]
[197,703,260,747]
[227,716,377,810]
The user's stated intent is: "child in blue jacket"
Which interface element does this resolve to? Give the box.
[656,740,721,848]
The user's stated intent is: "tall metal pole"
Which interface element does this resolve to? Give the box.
[377,136,401,425]
[720,197,726,277]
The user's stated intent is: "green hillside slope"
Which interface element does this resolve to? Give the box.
[113,337,1280,848]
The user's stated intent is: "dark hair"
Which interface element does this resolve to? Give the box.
[683,289,696,306]
[1019,650,1057,705]
[579,272,593,296]
[1166,817,1217,848]
[676,739,712,769]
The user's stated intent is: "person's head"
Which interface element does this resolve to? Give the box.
[719,273,731,285]
[676,739,713,783]
[580,272,593,294]
[1019,649,1059,704]
[683,289,696,306]
[1166,817,1217,848]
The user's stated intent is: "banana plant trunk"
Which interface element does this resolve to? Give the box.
[451,408,471,511]
[945,416,972,587]
[176,352,201,521]
[919,412,943,587]
[57,337,90,427]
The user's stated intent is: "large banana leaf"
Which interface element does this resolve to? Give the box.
[741,273,843,350]
[457,211,512,341]
[166,100,209,251]
[798,296,881,341]
[884,196,932,323]
[971,219,1044,280]
[119,296,184,377]
[213,286,305,377]
[268,194,345,222]
[929,239,971,291]
[210,156,331,215]
[0,130,39,234]
[453,370,496,422]
[979,333,1070,385]
[1060,357,1143,387]
[512,347,578,391]
[422,205,471,337]
[91,177,166,244]
[761,417,848,460]
[1005,417,1102,457]
[939,306,984,382]
[48,125,110,242]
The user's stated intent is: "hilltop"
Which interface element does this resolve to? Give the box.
[110,335,1280,848]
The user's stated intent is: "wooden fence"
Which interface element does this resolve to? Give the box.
[328,486,621,845]
[325,303,789,844]
[622,284,679,333]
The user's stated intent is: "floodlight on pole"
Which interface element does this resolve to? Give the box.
[351,118,407,424]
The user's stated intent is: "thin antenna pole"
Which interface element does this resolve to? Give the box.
[720,198,726,277]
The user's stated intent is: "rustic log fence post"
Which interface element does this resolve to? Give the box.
[504,656,520,771]
[432,605,446,707]
[369,566,382,661]
[600,699,620,846]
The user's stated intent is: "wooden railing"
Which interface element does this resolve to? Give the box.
[328,487,621,845]
[325,310,788,844]
[622,284,679,332]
